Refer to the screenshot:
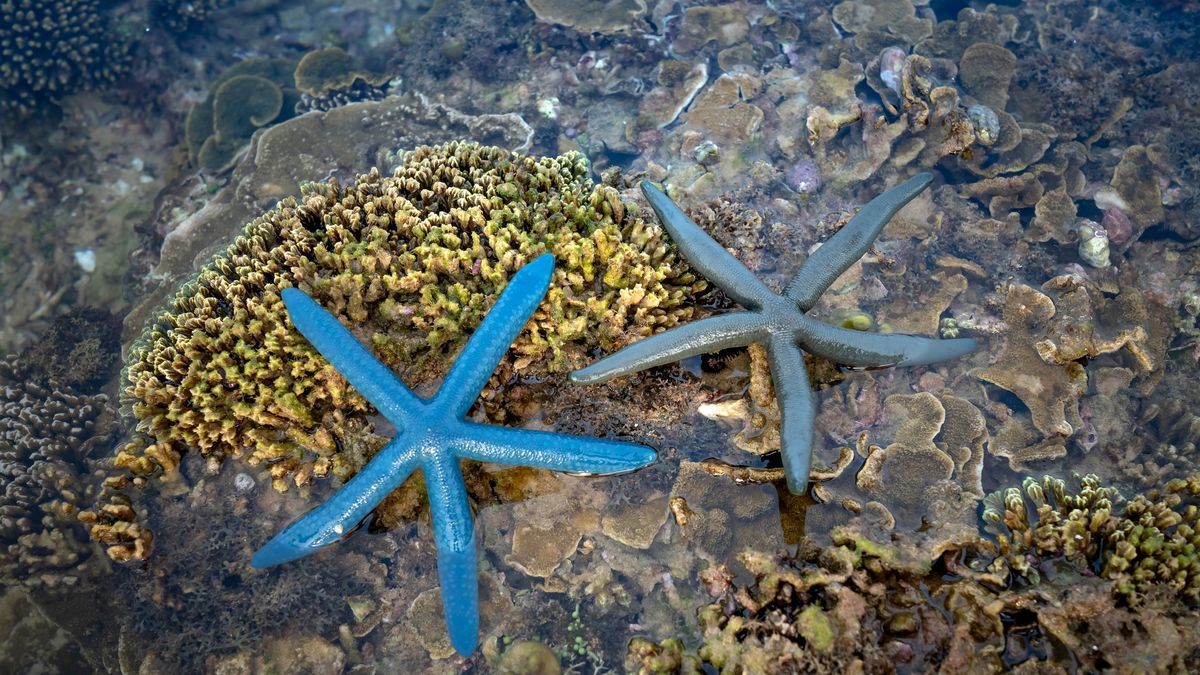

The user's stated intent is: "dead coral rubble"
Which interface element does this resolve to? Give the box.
[630,494,1200,674]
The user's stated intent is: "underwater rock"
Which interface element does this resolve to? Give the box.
[672,4,751,55]
[524,0,648,35]
[144,94,534,339]
[636,61,708,132]
[831,0,933,49]
[600,496,669,550]
[684,74,764,150]
[975,284,1084,470]
[151,0,230,33]
[914,8,1018,62]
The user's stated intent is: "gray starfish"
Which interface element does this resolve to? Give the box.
[570,173,978,494]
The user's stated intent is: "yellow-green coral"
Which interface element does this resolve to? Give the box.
[984,473,1200,604]
[120,142,703,492]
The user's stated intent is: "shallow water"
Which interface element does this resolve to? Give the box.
[2,0,1200,672]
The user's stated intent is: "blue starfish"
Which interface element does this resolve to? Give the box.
[570,173,977,495]
[252,254,656,655]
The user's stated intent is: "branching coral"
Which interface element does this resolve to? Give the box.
[0,355,116,586]
[0,0,129,114]
[119,142,702,494]
[984,473,1200,605]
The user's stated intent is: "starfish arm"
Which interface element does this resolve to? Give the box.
[423,450,479,655]
[282,287,422,426]
[641,182,775,308]
[569,312,767,385]
[435,254,555,418]
[783,173,933,309]
[251,438,419,567]
[453,424,656,475]
[766,334,817,494]
[796,317,978,367]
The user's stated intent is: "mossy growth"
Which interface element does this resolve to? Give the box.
[184,57,299,170]
[118,142,704,495]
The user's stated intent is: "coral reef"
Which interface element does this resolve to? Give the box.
[13,306,120,393]
[985,473,1200,605]
[0,355,116,587]
[184,57,299,170]
[118,142,701,496]
[632,487,1200,673]
[0,0,129,115]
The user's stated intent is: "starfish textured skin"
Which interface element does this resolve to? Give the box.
[570,173,977,495]
[251,254,656,655]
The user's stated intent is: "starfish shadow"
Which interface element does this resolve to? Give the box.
[252,254,656,655]
[570,174,977,494]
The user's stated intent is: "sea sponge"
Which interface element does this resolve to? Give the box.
[0,0,129,114]
[119,142,703,492]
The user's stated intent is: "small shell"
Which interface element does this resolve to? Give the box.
[1077,221,1110,268]
[967,104,1000,146]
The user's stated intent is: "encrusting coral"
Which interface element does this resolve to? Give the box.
[118,142,701,495]
[184,57,299,170]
